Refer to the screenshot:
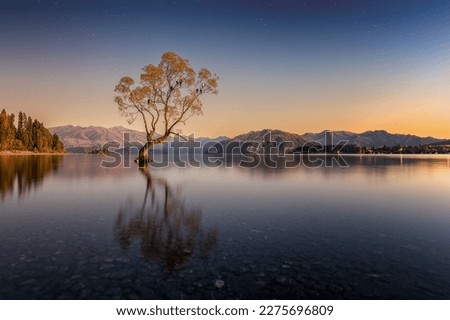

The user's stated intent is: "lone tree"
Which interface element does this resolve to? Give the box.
[114,51,219,166]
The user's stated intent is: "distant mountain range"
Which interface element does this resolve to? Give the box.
[49,125,446,153]
[49,125,228,153]
[300,129,442,147]
[213,129,445,154]
[49,125,147,153]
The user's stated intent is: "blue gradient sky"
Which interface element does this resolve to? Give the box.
[1,0,449,137]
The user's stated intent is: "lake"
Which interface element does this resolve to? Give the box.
[1,154,450,299]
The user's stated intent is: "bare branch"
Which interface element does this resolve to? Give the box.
[170,131,188,141]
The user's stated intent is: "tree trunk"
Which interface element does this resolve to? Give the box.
[136,136,169,167]
[137,142,151,167]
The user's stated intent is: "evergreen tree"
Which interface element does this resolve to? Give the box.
[0,109,16,150]
[0,109,7,150]
[16,112,29,150]
[26,116,34,150]
[52,134,64,151]
[0,109,64,152]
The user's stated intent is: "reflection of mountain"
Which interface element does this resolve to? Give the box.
[114,168,218,272]
[0,155,64,200]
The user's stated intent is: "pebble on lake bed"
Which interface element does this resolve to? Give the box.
[214,279,225,289]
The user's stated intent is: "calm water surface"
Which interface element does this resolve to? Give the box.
[1,154,450,299]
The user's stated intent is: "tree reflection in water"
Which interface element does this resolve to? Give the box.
[114,167,218,272]
[0,155,63,201]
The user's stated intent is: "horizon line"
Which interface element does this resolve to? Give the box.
[49,123,449,140]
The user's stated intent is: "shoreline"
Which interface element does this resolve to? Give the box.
[0,151,67,155]
[1,151,448,157]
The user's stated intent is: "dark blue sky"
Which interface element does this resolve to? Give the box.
[1,0,449,137]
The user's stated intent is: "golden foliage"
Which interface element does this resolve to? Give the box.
[113,51,219,144]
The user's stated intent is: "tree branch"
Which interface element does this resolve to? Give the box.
[170,131,188,141]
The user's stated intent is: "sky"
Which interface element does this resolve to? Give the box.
[0,0,449,138]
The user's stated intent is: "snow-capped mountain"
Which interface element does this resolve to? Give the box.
[49,125,147,152]
[49,125,229,153]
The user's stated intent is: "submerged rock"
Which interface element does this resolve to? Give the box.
[214,279,225,289]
